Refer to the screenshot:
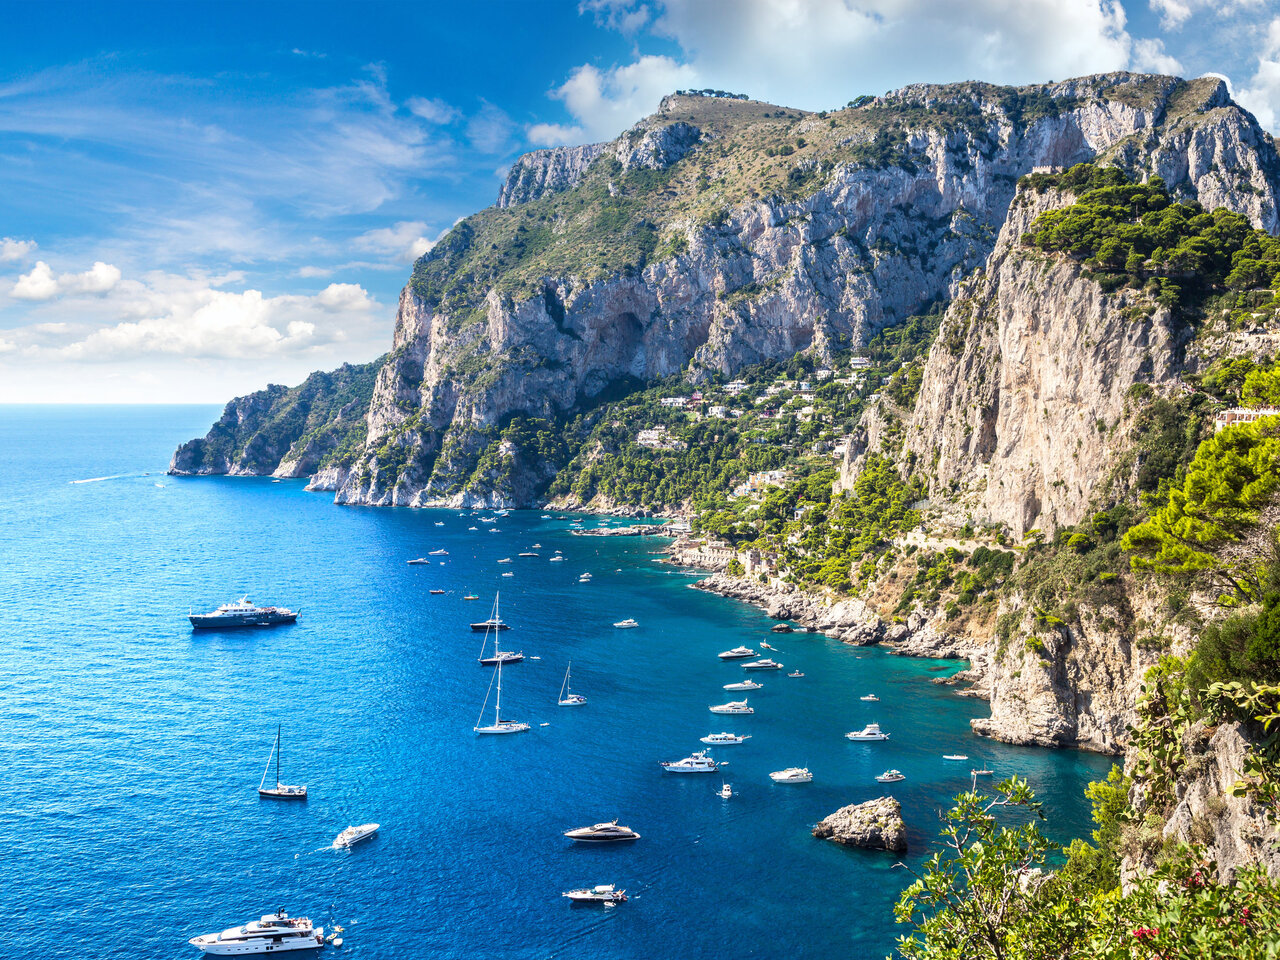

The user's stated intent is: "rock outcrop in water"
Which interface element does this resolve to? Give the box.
[813,797,908,852]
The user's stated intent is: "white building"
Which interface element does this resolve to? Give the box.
[725,380,749,395]
[637,427,686,450]
[1215,407,1280,433]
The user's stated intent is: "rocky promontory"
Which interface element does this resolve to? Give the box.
[812,797,908,852]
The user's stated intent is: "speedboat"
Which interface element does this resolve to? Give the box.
[429,589,445,595]
[709,699,753,714]
[876,769,906,783]
[407,557,431,565]
[434,521,444,527]
[718,783,733,799]
[333,823,379,848]
[579,572,592,579]
[723,679,762,691]
[846,723,890,742]
[531,543,541,549]
[549,556,565,563]
[563,820,641,843]
[769,767,812,783]
[787,670,805,678]
[943,754,969,761]
[660,750,720,773]
[578,576,591,583]
[700,732,750,745]
[562,884,628,905]
[742,659,783,671]
[429,549,448,556]
[497,558,512,564]
[501,572,514,578]
[189,910,323,955]
[541,514,552,519]
[718,646,757,660]
[468,526,478,531]
[613,618,639,629]
[859,694,879,702]
[480,517,496,523]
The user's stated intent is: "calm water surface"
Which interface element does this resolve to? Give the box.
[0,406,1112,959]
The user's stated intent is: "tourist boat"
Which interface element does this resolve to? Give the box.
[332,823,379,848]
[257,725,307,800]
[189,597,299,630]
[613,618,639,629]
[718,783,733,799]
[787,670,805,678]
[477,594,522,664]
[429,549,448,556]
[407,557,431,565]
[474,658,530,735]
[742,658,783,671]
[972,768,995,776]
[846,723,890,742]
[189,909,324,955]
[660,750,720,773]
[557,662,586,706]
[718,646,757,661]
[562,884,627,905]
[723,679,762,691]
[876,769,906,783]
[943,754,969,761]
[563,820,641,843]
[859,694,879,702]
[769,767,812,783]
[700,732,750,745]
[429,589,445,595]
[771,623,793,633]
[709,699,753,714]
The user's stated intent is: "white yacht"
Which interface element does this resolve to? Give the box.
[613,618,638,629]
[189,910,324,955]
[876,769,906,783]
[549,556,565,563]
[557,662,586,706]
[709,699,753,714]
[562,884,627,905]
[723,679,762,691]
[769,767,812,784]
[497,557,512,564]
[943,754,969,761]
[700,732,750,745]
[257,725,306,800]
[434,521,445,527]
[846,723,890,742]
[659,750,720,773]
[475,658,530,735]
[741,658,783,671]
[859,694,880,702]
[717,646,757,660]
[407,557,431,565]
[563,820,641,843]
[429,549,448,556]
[333,823,379,848]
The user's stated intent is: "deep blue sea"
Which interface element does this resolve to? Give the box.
[0,406,1113,960]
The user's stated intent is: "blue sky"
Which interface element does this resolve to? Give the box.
[2,0,1278,403]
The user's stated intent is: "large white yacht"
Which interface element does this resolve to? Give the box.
[769,767,813,784]
[562,884,627,904]
[563,820,641,843]
[189,910,324,955]
[723,679,762,691]
[709,699,753,714]
[659,750,720,773]
[846,723,890,741]
[333,823,379,848]
[741,658,783,671]
[717,646,757,660]
[700,732,751,745]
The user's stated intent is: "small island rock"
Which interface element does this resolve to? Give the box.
[812,797,907,852]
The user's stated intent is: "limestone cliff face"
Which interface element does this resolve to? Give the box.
[341,73,1278,509]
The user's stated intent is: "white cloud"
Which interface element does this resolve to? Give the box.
[407,96,459,124]
[0,237,36,262]
[1149,0,1264,30]
[352,220,437,263]
[296,265,333,278]
[1237,16,1280,130]
[11,260,121,301]
[466,102,516,154]
[1131,37,1184,75]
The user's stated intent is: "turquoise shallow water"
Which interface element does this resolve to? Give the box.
[0,406,1112,959]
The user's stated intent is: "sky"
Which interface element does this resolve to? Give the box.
[1,0,1278,404]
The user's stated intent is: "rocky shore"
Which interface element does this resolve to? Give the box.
[571,523,676,537]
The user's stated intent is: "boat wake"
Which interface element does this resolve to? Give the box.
[69,473,138,484]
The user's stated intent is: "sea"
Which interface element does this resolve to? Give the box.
[0,405,1113,960]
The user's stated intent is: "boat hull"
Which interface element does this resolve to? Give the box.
[563,834,640,843]
[258,786,307,799]
[190,612,298,629]
[478,654,524,665]
[189,932,323,955]
[471,622,511,631]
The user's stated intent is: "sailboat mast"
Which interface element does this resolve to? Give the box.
[276,723,281,788]
[494,659,503,722]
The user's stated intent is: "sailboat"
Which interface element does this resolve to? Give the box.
[558,662,587,706]
[477,592,522,665]
[474,658,530,735]
[258,725,307,799]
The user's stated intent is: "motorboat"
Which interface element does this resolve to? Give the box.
[429,549,448,556]
[741,659,783,671]
[613,618,639,629]
[257,725,306,800]
[578,576,591,583]
[876,769,906,783]
[531,544,541,549]
[471,616,511,632]
[501,572,514,577]
[434,521,444,527]
[189,597,298,630]
[846,723,890,742]
[579,572,592,579]
[480,517,496,523]
[859,694,879,702]
[557,662,587,706]
[407,557,431,565]
[718,646,757,661]
[659,750,720,773]
[474,658,530,735]
[497,558,512,564]
[709,699,753,714]
[787,670,805,678]
[943,754,969,761]
[489,528,501,533]
[468,526,478,531]
[700,732,750,745]
[477,594,522,665]
[723,679,762,691]
[972,768,995,776]
[333,823,379,848]
[518,552,538,557]
[549,556,565,563]
[718,783,733,799]
[463,594,479,600]
[563,820,640,843]
[429,589,445,595]
[562,884,628,905]
[189,910,323,955]
[541,514,552,519]
[769,767,812,783]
